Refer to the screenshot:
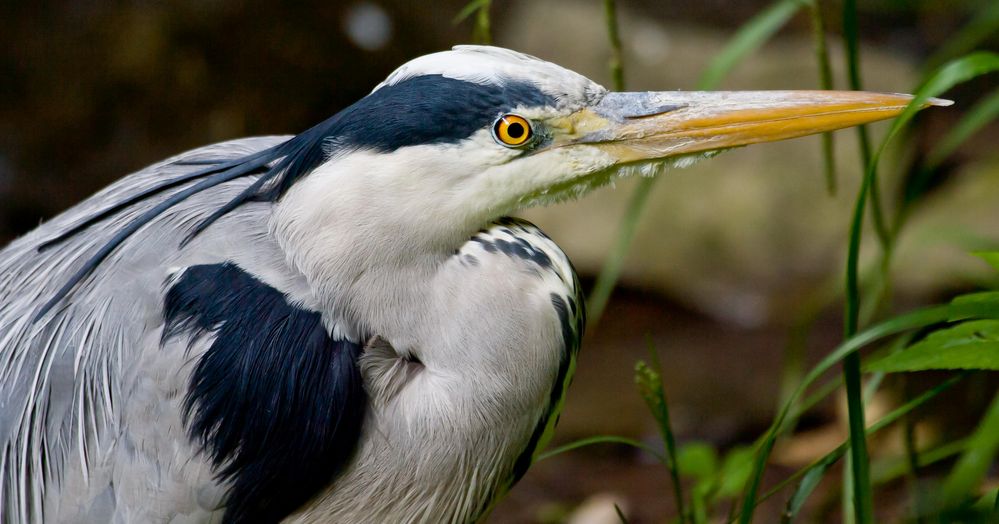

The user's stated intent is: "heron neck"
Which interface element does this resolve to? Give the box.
[269,164,487,343]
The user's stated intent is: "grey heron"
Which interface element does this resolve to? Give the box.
[0,46,946,523]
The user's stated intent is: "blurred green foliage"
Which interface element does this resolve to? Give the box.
[527,0,999,522]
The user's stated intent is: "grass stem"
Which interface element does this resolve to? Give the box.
[603,0,625,91]
[840,1,876,520]
[586,0,631,326]
[589,0,806,327]
[637,341,688,522]
[454,0,492,44]
[587,177,653,326]
[474,1,491,44]
[808,0,837,195]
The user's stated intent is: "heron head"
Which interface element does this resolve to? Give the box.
[33,45,951,319]
[286,45,946,242]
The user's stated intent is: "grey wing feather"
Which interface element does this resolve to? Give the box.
[0,136,302,522]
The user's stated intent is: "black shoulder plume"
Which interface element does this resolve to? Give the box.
[163,262,366,523]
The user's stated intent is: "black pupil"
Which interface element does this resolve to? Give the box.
[507,122,525,139]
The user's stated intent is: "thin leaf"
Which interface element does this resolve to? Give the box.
[473,1,491,45]
[866,320,999,372]
[717,447,755,499]
[842,0,886,250]
[838,51,999,524]
[922,1,999,75]
[538,434,667,464]
[950,290,999,320]
[588,0,807,326]
[880,52,999,160]
[782,460,830,523]
[738,304,963,523]
[453,0,491,44]
[636,346,688,523]
[698,0,808,89]
[807,0,837,195]
[841,351,871,523]
[614,503,630,524]
[603,0,625,91]
[871,438,967,485]
[900,374,925,523]
[839,1,879,518]
[942,391,999,508]
[451,0,489,24]
[974,251,999,273]
[925,87,999,170]
[584,0,629,325]
[587,165,654,326]
[746,374,966,523]
[678,442,719,482]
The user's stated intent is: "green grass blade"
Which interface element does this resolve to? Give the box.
[839,49,999,524]
[892,52,999,225]
[866,320,999,372]
[871,438,967,485]
[614,503,630,524]
[585,0,630,326]
[586,178,654,325]
[842,0,886,250]
[452,0,489,24]
[843,0,888,524]
[782,461,828,522]
[925,87,999,170]
[904,86,999,209]
[603,0,625,91]
[840,2,878,514]
[922,1,999,75]
[841,354,872,523]
[474,5,491,45]
[453,0,491,44]
[974,252,999,273]
[875,53,999,165]
[900,375,926,523]
[637,343,688,522]
[843,142,881,523]
[588,0,807,326]
[755,374,966,522]
[841,0,862,93]
[807,0,837,195]
[941,391,999,508]
[717,447,756,500]
[698,0,808,90]
[538,434,668,464]
[737,304,958,523]
[950,291,999,322]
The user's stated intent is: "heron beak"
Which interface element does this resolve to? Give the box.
[576,90,952,163]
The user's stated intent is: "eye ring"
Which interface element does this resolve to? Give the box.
[492,114,533,147]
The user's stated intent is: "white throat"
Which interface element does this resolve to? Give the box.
[269,147,493,344]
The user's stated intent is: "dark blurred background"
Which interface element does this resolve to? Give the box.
[2,1,998,522]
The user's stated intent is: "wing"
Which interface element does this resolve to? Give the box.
[478,218,586,518]
[0,136,365,523]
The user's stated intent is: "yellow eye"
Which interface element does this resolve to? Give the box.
[493,114,533,147]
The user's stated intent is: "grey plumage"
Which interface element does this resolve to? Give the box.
[2,137,297,522]
[0,134,583,522]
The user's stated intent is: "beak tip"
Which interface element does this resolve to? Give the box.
[926,96,955,107]
[885,92,953,108]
